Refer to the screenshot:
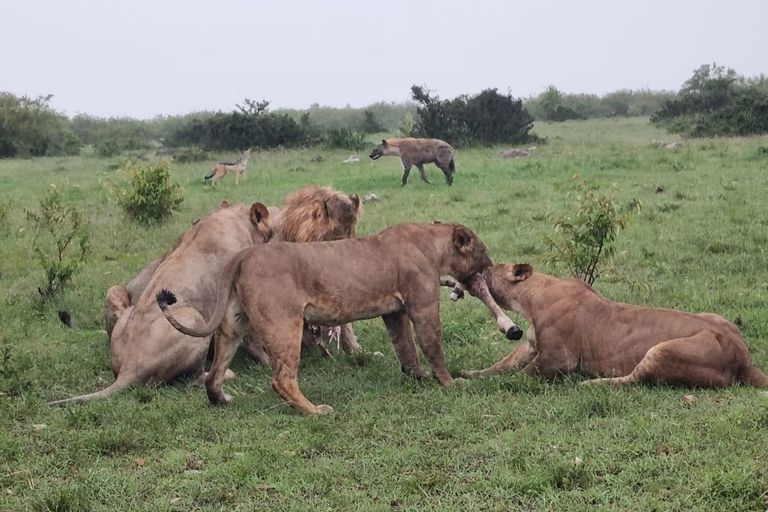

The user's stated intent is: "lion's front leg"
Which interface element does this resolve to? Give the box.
[382,311,429,379]
[407,305,455,386]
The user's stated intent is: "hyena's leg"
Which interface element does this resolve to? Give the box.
[415,163,432,184]
[382,311,429,379]
[437,163,453,186]
[339,323,362,353]
[401,161,413,186]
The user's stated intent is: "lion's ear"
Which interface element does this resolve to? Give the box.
[250,202,269,225]
[452,226,474,252]
[504,263,533,282]
[349,194,360,211]
[220,200,230,209]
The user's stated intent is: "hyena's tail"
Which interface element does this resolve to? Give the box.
[449,159,456,173]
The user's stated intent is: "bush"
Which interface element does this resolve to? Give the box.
[525,87,676,120]
[651,63,768,137]
[173,147,211,163]
[358,109,384,133]
[25,184,91,298]
[115,159,184,224]
[543,178,641,285]
[411,86,536,147]
[320,128,366,150]
[0,93,81,158]
[168,100,307,151]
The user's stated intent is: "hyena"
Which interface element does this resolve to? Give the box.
[205,148,251,186]
[369,138,456,186]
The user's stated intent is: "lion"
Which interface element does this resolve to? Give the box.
[457,264,768,388]
[156,222,503,416]
[50,185,362,405]
[369,138,456,186]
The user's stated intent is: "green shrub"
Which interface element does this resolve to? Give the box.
[0,93,81,158]
[651,63,768,137]
[115,159,184,224]
[544,178,641,285]
[173,147,211,163]
[411,86,536,147]
[25,184,90,298]
[321,128,366,150]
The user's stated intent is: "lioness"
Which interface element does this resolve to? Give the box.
[51,185,362,405]
[369,138,456,186]
[459,264,768,388]
[50,201,272,406]
[157,222,509,415]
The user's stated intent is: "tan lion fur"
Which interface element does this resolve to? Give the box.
[369,138,456,186]
[157,222,493,415]
[462,264,768,388]
[51,185,362,405]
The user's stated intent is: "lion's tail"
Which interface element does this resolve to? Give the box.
[156,247,249,338]
[48,374,134,406]
[739,364,768,387]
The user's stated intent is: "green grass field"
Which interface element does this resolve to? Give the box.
[1,118,768,511]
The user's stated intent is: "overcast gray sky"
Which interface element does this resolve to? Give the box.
[2,0,766,119]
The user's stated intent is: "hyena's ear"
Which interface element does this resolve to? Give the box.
[381,139,388,147]
[220,200,230,209]
[503,263,533,282]
[452,226,474,252]
[250,202,270,225]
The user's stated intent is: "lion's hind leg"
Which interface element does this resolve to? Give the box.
[463,339,536,378]
[580,331,733,388]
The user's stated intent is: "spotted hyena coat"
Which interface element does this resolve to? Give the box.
[369,138,456,186]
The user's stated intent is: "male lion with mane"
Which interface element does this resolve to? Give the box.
[369,138,456,186]
[157,222,509,416]
[50,185,361,405]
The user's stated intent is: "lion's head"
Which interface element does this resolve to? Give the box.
[273,184,361,242]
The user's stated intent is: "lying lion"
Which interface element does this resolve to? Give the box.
[50,185,362,405]
[459,264,768,388]
[157,222,511,415]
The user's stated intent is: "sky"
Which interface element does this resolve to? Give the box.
[2,0,766,119]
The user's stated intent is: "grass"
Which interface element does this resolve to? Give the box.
[1,118,768,511]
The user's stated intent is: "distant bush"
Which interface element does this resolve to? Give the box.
[525,86,676,121]
[168,100,307,151]
[320,128,366,150]
[25,184,91,298]
[652,64,768,137]
[410,86,536,146]
[172,147,211,163]
[0,93,81,158]
[115,159,184,224]
[358,109,384,134]
[544,178,641,285]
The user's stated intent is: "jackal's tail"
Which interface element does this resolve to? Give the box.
[204,168,216,180]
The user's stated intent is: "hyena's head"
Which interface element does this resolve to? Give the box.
[369,140,391,160]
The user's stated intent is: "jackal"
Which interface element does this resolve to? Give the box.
[205,148,251,186]
[369,138,455,186]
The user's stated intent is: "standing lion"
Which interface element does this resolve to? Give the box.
[369,138,456,186]
[50,185,361,405]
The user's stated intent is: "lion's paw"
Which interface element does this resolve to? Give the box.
[314,404,334,415]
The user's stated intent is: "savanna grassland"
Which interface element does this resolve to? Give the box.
[1,117,768,511]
